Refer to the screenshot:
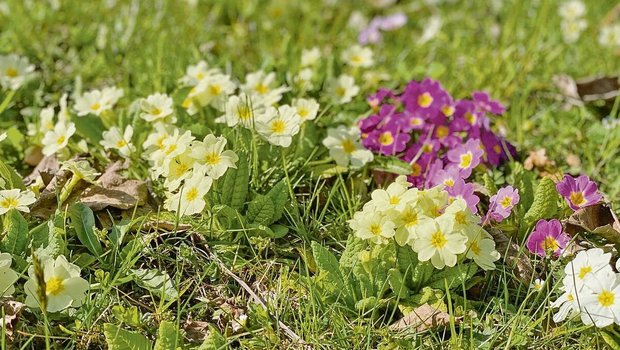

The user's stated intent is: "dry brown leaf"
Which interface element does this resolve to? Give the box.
[1,300,25,339]
[576,76,620,103]
[488,228,534,285]
[523,149,554,171]
[24,155,60,186]
[565,153,581,169]
[564,203,620,245]
[79,161,147,211]
[183,320,211,342]
[389,303,460,332]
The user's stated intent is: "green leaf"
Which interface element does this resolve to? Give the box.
[482,173,498,196]
[103,323,152,350]
[246,194,275,225]
[197,325,227,350]
[131,268,179,301]
[410,261,435,292]
[311,241,346,297]
[523,177,559,226]
[73,115,105,144]
[219,152,249,210]
[0,159,25,190]
[387,268,409,299]
[372,156,413,175]
[266,180,288,223]
[68,203,103,256]
[154,321,181,350]
[426,263,478,291]
[0,210,29,256]
[354,297,378,312]
[602,330,620,350]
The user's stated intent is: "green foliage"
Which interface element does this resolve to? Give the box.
[68,203,103,256]
[523,176,560,226]
[197,325,227,350]
[154,321,182,350]
[0,159,25,190]
[217,151,250,210]
[246,194,275,225]
[0,209,29,256]
[103,323,152,350]
[131,268,179,301]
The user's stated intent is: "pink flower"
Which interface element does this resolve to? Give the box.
[556,174,603,211]
[446,179,480,213]
[446,139,483,178]
[485,186,519,223]
[526,219,570,257]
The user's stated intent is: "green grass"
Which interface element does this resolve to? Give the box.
[1,0,620,349]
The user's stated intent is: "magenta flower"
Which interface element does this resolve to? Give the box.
[485,185,520,223]
[446,179,480,213]
[359,13,407,45]
[526,219,570,257]
[446,139,483,178]
[556,174,603,211]
[367,88,397,111]
[429,165,464,188]
[472,91,505,115]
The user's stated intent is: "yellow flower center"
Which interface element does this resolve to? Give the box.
[205,152,221,165]
[493,144,502,154]
[410,117,423,126]
[430,231,447,248]
[541,236,559,252]
[578,266,592,280]
[460,152,473,169]
[351,55,362,64]
[465,112,477,125]
[115,140,127,148]
[598,290,616,307]
[378,132,394,146]
[436,125,449,139]
[196,72,205,80]
[255,83,269,95]
[0,197,18,209]
[270,120,286,134]
[165,144,177,155]
[5,67,18,78]
[151,107,161,115]
[411,163,421,177]
[185,187,199,201]
[422,143,433,153]
[370,224,382,236]
[237,105,252,120]
[174,163,190,177]
[389,196,400,205]
[567,293,574,301]
[455,212,466,225]
[418,92,433,108]
[444,178,455,187]
[403,210,418,227]
[335,87,346,97]
[56,135,67,145]
[500,196,512,209]
[569,191,586,207]
[442,105,455,116]
[46,277,65,296]
[469,241,481,255]
[90,102,101,111]
[209,84,222,95]
[182,98,193,109]
[341,139,356,154]
[298,107,309,119]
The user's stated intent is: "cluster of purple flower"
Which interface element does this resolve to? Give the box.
[359,78,516,212]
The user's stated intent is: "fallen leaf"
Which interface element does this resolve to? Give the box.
[565,153,581,169]
[389,303,460,332]
[24,155,60,186]
[487,228,534,285]
[564,203,620,245]
[183,320,211,342]
[576,76,620,103]
[79,161,147,211]
[1,300,25,340]
[524,149,554,171]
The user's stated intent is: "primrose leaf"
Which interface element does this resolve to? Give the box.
[68,203,103,256]
[218,152,249,210]
[131,268,179,301]
[246,194,275,225]
[103,323,152,350]
[523,177,559,226]
[154,321,182,350]
[0,210,29,256]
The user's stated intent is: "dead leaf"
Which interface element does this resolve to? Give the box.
[488,228,534,285]
[24,155,60,186]
[576,76,620,103]
[183,320,211,342]
[565,154,581,169]
[1,300,25,339]
[389,303,460,332]
[524,149,554,171]
[564,203,620,245]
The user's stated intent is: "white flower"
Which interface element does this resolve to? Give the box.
[463,226,500,271]
[62,159,100,182]
[443,198,479,231]
[0,132,6,143]
[559,1,586,20]
[143,123,173,152]
[74,86,124,116]
[183,73,235,113]
[140,93,174,122]
[322,126,373,168]
[241,70,290,106]
[0,253,19,296]
[370,176,417,212]
[179,60,219,87]
[217,93,265,128]
[531,278,545,292]
[41,121,76,156]
[599,24,620,48]
[24,255,90,313]
[190,134,238,179]
[162,152,197,191]
[293,98,319,122]
[294,68,315,90]
[579,270,620,328]
[348,209,395,245]
[150,128,195,163]
[0,54,35,90]
[419,16,443,44]
[552,287,580,323]
[561,19,587,43]
[341,45,374,68]
[412,215,467,269]
[330,75,359,104]
[301,47,321,67]
[255,105,301,147]
[100,125,135,157]
[563,248,613,293]
[164,170,213,216]
[391,203,431,246]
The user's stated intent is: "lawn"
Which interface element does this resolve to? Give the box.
[1,0,620,349]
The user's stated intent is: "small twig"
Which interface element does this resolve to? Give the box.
[192,237,309,347]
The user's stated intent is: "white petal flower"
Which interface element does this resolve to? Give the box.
[241,70,290,106]
[164,169,213,216]
[217,93,265,128]
[301,47,321,68]
[559,0,586,20]
[190,134,238,179]
[412,215,467,269]
[292,98,319,122]
[0,54,36,90]
[341,45,374,68]
[255,105,301,147]
[322,126,373,168]
[330,75,359,104]
[0,253,19,296]
[140,93,175,122]
[41,121,76,156]
[100,125,135,157]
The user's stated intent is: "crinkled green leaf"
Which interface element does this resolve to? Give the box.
[523,177,559,226]
[197,325,227,350]
[0,159,25,190]
[246,194,275,225]
[103,323,152,350]
[131,268,179,301]
[0,209,29,256]
[154,321,181,350]
[218,152,249,210]
[266,180,288,223]
[426,263,478,291]
[388,268,409,299]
